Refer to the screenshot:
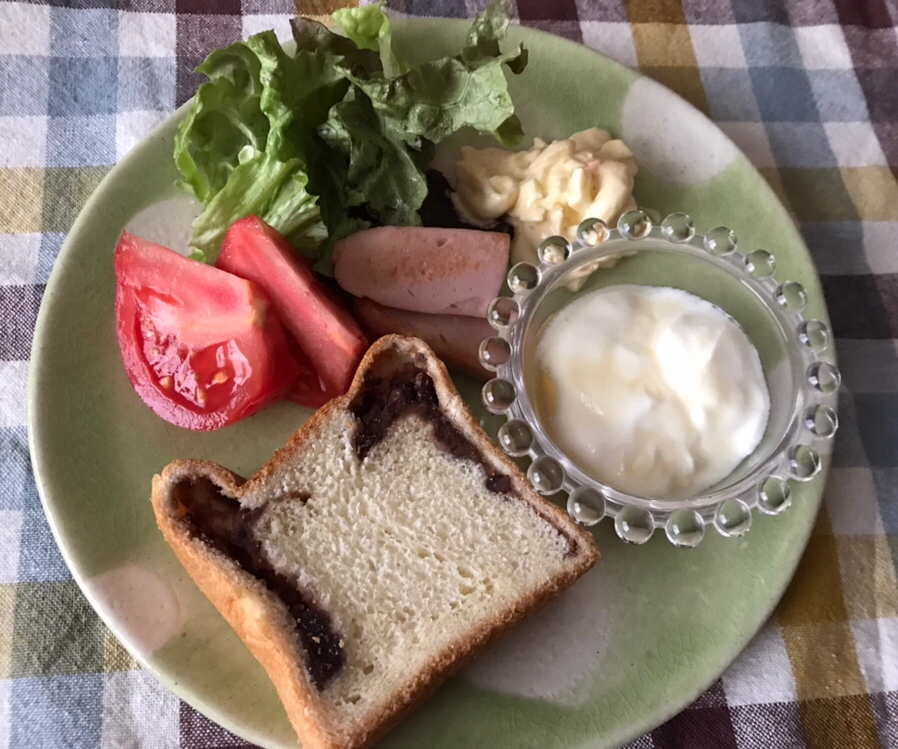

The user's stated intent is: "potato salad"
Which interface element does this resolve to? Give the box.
[452,128,638,264]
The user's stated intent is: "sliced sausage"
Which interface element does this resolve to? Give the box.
[333,226,509,317]
[354,297,493,381]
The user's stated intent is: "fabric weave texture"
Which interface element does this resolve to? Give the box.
[2,0,897,746]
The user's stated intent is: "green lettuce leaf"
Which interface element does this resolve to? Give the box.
[173,30,344,262]
[174,41,267,203]
[188,152,326,263]
[174,0,526,268]
[243,31,347,159]
[462,0,521,66]
[332,2,406,78]
[289,16,383,79]
[350,54,525,146]
[348,0,526,146]
[316,0,526,241]
[318,88,426,227]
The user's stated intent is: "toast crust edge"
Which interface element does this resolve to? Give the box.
[151,334,600,749]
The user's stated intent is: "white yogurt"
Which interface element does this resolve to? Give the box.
[536,285,770,499]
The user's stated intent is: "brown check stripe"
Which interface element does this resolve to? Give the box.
[2,0,898,746]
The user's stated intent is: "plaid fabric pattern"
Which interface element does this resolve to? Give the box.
[2,0,897,746]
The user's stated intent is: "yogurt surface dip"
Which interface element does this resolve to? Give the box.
[536,285,771,499]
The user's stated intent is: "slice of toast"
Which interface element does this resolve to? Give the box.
[151,335,599,749]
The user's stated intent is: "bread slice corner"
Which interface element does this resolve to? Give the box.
[151,335,599,749]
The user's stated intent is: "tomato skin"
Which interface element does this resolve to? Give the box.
[217,217,368,398]
[114,232,299,430]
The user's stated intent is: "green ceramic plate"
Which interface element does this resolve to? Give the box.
[29,17,832,749]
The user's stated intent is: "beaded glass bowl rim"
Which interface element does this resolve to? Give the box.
[479,209,840,548]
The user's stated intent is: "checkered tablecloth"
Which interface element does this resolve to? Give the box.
[2,0,897,747]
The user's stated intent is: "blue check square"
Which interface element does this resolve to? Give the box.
[739,22,804,68]
[46,0,121,7]
[17,510,71,583]
[243,0,292,10]
[855,69,898,124]
[0,57,50,116]
[807,70,870,122]
[831,392,870,469]
[10,675,103,748]
[117,58,176,112]
[800,221,866,275]
[873,469,898,533]
[38,234,66,286]
[854,393,898,468]
[700,68,761,122]
[48,57,117,117]
[731,0,789,24]
[47,115,116,168]
[0,427,37,511]
[749,66,819,122]
[404,0,468,16]
[765,123,837,168]
[50,7,118,58]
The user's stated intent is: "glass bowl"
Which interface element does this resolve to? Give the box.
[479,210,840,547]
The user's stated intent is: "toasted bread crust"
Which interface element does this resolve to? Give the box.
[151,335,599,749]
[152,462,345,749]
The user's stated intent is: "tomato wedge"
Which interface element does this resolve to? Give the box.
[114,232,299,430]
[216,217,368,405]
[283,335,333,410]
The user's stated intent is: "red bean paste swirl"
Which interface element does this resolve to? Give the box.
[173,479,344,689]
